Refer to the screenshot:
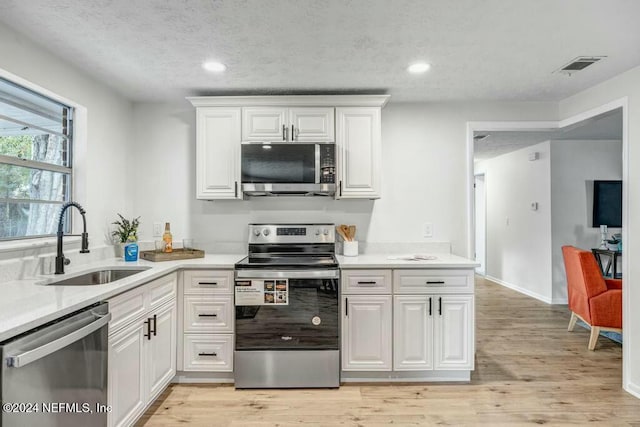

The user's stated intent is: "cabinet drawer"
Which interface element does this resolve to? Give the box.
[183,270,233,294]
[147,273,177,310]
[393,269,474,294]
[342,270,392,294]
[108,286,146,334]
[183,334,233,372]
[184,295,234,333]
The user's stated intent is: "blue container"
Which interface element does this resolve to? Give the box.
[124,241,139,262]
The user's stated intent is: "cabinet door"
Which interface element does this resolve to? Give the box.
[289,107,335,142]
[394,295,434,371]
[342,295,392,371]
[196,107,241,199]
[336,107,381,199]
[108,321,145,427]
[433,295,474,370]
[242,107,287,142]
[146,301,177,403]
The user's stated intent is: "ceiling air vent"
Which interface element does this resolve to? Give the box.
[555,56,606,75]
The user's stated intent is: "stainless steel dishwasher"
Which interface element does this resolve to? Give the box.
[0,302,111,427]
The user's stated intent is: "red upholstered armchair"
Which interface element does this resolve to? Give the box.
[562,245,622,350]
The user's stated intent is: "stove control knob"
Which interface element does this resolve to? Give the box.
[315,229,321,236]
[323,229,329,236]
[262,228,271,236]
[253,229,261,237]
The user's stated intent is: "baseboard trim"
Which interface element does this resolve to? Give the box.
[551,297,568,305]
[485,275,552,304]
[625,381,640,399]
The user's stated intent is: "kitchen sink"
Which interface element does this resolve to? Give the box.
[43,267,151,286]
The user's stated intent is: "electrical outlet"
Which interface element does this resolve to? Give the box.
[423,222,433,238]
[153,222,162,237]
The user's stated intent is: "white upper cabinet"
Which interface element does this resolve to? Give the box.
[242,107,334,142]
[195,107,242,200]
[288,107,334,142]
[336,107,382,199]
[242,107,287,142]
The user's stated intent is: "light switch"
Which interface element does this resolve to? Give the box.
[423,223,433,238]
[530,202,539,211]
[153,222,162,237]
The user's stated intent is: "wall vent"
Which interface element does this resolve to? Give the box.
[474,134,490,141]
[555,56,606,75]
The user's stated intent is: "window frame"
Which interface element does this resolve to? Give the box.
[0,74,76,242]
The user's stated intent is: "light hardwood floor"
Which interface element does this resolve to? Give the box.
[137,277,640,426]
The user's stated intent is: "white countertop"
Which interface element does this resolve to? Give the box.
[0,251,478,343]
[337,253,479,269]
[0,254,244,343]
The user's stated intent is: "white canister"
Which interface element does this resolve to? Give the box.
[343,241,359,257]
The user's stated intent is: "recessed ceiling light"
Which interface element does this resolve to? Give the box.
[407,62,431,74]
[202,61,226,72]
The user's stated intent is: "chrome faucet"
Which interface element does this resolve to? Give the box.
[55,201,90,274]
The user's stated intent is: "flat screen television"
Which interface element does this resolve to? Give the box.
[593,180,622,227]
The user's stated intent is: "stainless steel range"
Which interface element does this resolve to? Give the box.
[234,223,339,388]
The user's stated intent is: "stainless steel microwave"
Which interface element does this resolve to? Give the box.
[241,143,336,196]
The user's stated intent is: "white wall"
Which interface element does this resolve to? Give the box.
[474,174,486,275]
[475,141,553,302]
[550,139,622,303]
[131,101,557,254]
[0,21,134,252]
[558,64,640,398]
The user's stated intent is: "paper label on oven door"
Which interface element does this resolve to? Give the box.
[235,279,288,306]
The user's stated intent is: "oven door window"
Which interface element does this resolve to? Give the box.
[235,279,338,350]
[241,144,316,183]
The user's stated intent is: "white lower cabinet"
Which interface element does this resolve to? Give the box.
[108,273,177,427]
[434,295,474,370]
[343,268,475,380]
[342,295,392,371]
[108,320,145,427]
[179,269,235,374]
[393,295,434,370]
[394,294,474,371]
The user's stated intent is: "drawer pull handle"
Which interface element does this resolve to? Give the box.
[426,281,445,284]
[198,352,218,357]
[198,314,218,317]
[357,281,378,285]
[198,282,218,285]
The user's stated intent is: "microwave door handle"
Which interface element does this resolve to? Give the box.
[315,144,321,183]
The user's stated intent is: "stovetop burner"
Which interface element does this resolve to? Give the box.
[235,253,338,269]
[235,223,338,270]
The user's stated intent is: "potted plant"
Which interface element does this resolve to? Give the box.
[112,214,140,257]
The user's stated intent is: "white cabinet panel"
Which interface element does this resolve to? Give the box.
[434,295,474,370]
[147,273,178,310]
[336,107,381,199]
[183,270,233,294]
[393,269,474,294]
[108,321,145,427]
[289,107,334,142]
[183,295,234,333]
[147,302,177,402]
[342,269,392,294]
[183,334,233,372]
[242,107,287,141]
[342,295,392,371]
[394,295,434,370]
[196,107,241,199]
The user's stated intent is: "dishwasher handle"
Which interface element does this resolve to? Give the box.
[6,310,111,368]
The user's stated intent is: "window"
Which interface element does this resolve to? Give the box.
[0,77,73,240]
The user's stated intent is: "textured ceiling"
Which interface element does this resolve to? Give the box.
[1,1,640,102]
[474,109,623,161]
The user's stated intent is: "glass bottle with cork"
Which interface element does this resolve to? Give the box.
[162,222,173,253]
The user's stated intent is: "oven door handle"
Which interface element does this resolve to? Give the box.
[235,269,340,279]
